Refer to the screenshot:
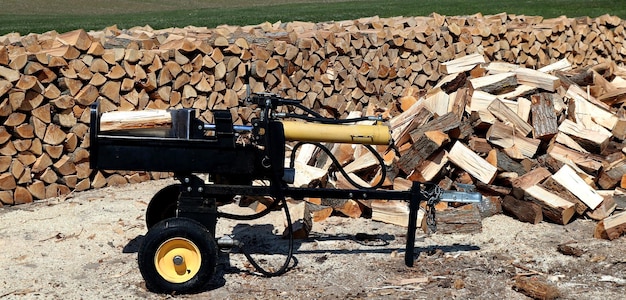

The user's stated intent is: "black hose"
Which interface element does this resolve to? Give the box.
[218,98,386,276]
[282,113,375,124]
[239,196,294,277]
[292,102,323,118]
[217,197,281,220]
[289,141,387,190]
[217,176,294,277]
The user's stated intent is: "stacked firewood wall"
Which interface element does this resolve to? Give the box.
[1,13,626,237]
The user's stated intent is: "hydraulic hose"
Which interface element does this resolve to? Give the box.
[217,179,295,277]
[239,197,294,277]
[281,113,377,124]
[289,141,387,190]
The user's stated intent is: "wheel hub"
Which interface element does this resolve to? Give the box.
[154,238,201,283]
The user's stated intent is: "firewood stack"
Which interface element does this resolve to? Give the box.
[0,12,625,238]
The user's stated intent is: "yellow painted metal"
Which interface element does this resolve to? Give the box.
[281,121,391,145]
[154,238,202,283]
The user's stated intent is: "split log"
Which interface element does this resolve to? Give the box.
[558,119,610,153]
[0,190,13,205]
[468,136,492,154]
[598,159,626,189]
[441,53,485,74]
[57,29,93,51]
[554,132,588,153]
[422,89,450,116]
[434,204,482,234]
[389,100,431,147]
[594,210,626,240]
[343,150,381,174]
[397,130,450,175]
[106,174,128,187]
[408,150,449,182]
[475,180,511,196]
[501,195,543,224]
[530,93,559,139]
[547,143,605,173]
[283,201,312,239]
[448,141,497,184]
[27,180,45,200]
[409,112,462,142]
[485,149,526,175]
[540,177,587,215]
[306,202,334,222]
[523,185,575,225]
[0,156,11,173]
[0,173,17,190]
[567,86,618,131]
[293,161,327,188]
[13,186,33,204]
[586,192,616,221]
[551,164,603,210]
[321,198,362,218]
[486,121,540,158]
[487,98,533,137]
[514,67,560,92]
[371,200,425,229]
[538,58,571,73]
[0,65,20,82]
[612,118,626,141]
[42,124,66,146]
[474,195,502,218]
[469,72,517,94]
[99,109,172,132]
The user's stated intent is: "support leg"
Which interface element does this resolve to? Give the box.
[405,182,422,267]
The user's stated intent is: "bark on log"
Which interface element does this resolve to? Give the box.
[523,185,575,225]
[434,204,483,234]
[512,276,560,300]
[530,93,559,139]
[594,210,626,240]
[501,195,543,224]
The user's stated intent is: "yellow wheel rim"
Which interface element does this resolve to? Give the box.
[154,238,202,283]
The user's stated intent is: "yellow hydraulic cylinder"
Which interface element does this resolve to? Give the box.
[281,120,391,145]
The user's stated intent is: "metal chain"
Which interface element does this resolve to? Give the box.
[421,184,442,233]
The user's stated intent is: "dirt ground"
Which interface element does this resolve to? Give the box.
[1,179,625,300]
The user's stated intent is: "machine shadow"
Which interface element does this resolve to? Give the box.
[222,223,480,276]
[122,223,481,292]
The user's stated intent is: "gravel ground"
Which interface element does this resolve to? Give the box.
[1,179,625,299]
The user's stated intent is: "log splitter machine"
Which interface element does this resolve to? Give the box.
[89,92,481,293]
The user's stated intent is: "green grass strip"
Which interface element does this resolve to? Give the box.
[1,0,625,35]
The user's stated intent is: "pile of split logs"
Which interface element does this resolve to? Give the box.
[1,13,626,239]
[290,53,626,241]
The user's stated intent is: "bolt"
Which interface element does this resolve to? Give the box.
[187,187,192,192]
[184,177,190,183]
[198,187,204,193]
[348,193,353,198]
[173,255,184,266]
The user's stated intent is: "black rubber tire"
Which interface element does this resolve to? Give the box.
[145,184,180,229]
[138,217,217,294]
